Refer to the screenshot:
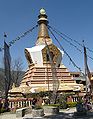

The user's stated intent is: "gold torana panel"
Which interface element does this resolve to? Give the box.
[42,44,60,63]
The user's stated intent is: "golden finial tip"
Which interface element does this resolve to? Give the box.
[40,8,46,15]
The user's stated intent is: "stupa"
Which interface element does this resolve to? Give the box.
[9,9,83,97]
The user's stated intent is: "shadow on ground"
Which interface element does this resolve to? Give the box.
[23,112,93,119]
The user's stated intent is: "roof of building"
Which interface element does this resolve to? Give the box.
[25,45,45,52]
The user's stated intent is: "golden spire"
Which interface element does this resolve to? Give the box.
[36,8,52,45]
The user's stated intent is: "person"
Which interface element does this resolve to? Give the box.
[32,98,37,108]
[76,102,83,112]
[0,100,2,113]
[83,94,92,111]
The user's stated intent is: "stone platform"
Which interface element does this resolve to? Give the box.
[1,108,93,119]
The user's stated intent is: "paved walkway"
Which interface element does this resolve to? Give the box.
[0,108,93,119]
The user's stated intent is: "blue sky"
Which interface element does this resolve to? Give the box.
[0,0,93,72]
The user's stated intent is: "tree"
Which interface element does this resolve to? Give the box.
[0,57,24,111]
[0,57,24,98]
[11,57,24,87]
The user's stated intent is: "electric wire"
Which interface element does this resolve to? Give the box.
[48,25,82,53]
[48,27,84,74]
[0,22,92,74]
[48,25,93,53]
[0,24,38,51]
[48,25,93,62]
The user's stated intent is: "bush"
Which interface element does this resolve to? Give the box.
[60,101,67,109]
[67,102,77,108]
[56,94,67,109]
[0,108,10,113]
[44,104,60,107]
[0,108,5,113]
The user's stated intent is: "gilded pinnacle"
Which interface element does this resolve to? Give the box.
[36,8,52,45]
[40,8,46,15]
